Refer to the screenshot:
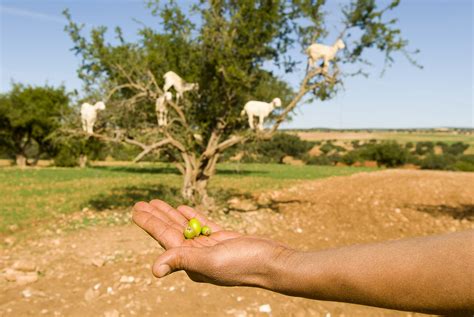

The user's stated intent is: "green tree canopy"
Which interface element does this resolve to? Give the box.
[0,83,71,167]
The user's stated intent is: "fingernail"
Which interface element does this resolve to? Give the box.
[156,264,171,278]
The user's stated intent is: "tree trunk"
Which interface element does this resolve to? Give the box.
[27,152,40,166]
[79,154,88,168]
[180,152,218,212]
[15,154,26,168]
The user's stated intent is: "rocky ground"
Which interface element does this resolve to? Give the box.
[1,169,473,317]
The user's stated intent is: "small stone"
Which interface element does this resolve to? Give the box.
[119,275,135,284]
[225,309,247,317]
[51,239,61,246]
[295,227,303,233]
[236,296,244,302]
[3,268,18,281]
[104,309,120,317]
[21,288,45,298]
[22,288,33,298]
[4,237,16,246]
[8,224,19,232]
[227,198,258,212]
[16,272,38,285]
[259,304,272,314]
[13,260,36,272]
[107,287,114,295]
[91,258,105,267]
[84,288,100,302]
[256,195,271,206]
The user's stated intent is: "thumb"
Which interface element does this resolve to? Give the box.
[152,247,205,278]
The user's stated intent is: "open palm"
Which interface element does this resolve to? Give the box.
[132,199,241,250]
[132,199,290,286]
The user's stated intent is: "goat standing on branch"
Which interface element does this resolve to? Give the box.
[163,71,199,103]
[156,92,173,127]
[306,39,345,72]
[241,98,281,131]
[80,101,106,134]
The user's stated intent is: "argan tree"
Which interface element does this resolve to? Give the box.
[0,83,70,167]
[63,0,418,208]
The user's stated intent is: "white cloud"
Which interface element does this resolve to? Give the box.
[0,5,66,24]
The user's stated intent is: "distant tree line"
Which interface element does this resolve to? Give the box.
[221,135,474,171]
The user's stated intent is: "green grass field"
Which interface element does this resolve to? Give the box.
[0,163,376,235]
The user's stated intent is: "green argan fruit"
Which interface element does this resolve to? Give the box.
[188,218,201,236]
[184,226,196,239]
[201,226,212,236]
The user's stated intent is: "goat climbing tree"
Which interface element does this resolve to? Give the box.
[63,0,419,209]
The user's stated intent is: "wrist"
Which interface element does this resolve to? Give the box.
[261,245,302,291]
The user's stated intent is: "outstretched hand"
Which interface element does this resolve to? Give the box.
[132,199,292,287]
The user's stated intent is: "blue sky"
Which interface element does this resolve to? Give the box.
[0,0,472,129]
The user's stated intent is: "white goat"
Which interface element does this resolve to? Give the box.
[155,92,173,127]
[241,98,282,131]
[163,71,199,103]
[306,39,345,71]
[80,101,106,134]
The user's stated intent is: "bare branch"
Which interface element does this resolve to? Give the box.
[132,138,172,163]
[175,162,185,175]
[266,66,326,135]
[216,135,246,153]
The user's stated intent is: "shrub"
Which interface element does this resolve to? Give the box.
[420,154,456,170]
[405,142,414,149]
[341,151,361,166]
[258,133,312,162]
[327,154,342,164]
[319,142,335,154]
[406,154,421,165]
[452,154,474,172]
[458,154,474,164]
[54,146,79,167]
[333,145,346,153]
[351,140,361,148]
[453,161,474,172]
[306,155,333,166]
[415,141,434,155]
[235,133,313,163]
[444,142,469,156]
[372,142,408,167]
[358,143,378,161]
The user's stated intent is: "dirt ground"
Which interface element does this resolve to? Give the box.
[1,170,473,317]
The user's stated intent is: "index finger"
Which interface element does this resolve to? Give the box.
[132,204,184,249]
[176,205,222,232]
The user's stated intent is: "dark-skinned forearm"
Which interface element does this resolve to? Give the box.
[264,230,473,315]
